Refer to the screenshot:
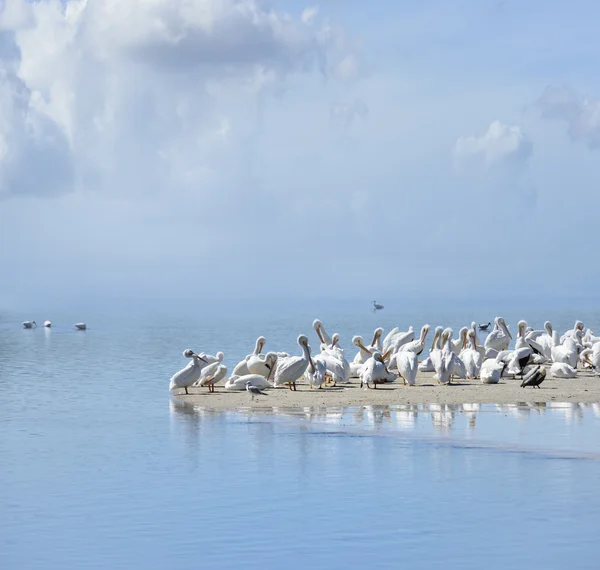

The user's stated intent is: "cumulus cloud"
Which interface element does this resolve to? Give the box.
[0,0,357,199]
[454,120,533,170]
[537,85,600,149]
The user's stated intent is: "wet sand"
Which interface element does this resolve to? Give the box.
[174,368,600,409]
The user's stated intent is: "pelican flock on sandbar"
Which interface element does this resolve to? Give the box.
[168,316,600,398]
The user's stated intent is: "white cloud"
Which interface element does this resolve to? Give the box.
[0,0,356,199]
[454,120,533,169]
[537,85,600,150]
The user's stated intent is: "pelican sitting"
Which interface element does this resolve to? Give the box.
[560,320,585,344]
[360,352,389,389]
[319,334,351,385]
[74,322,87,330]
[480,359,505,384]
[484,317,511,352]
[552,330,583,368]
[197,362,228,392]
[232,336,266,376]
[225,373,273,391]
[43,321,52,328]
[273,335,313,391]
[247,352,278,378]
[22,321,37,329]
[169,350,208,394]
[550,362,577,378]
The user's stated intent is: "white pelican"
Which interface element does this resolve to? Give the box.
[247,352,278,378]
[319,334,350,385]
[350,335,373,377]
[388,326,415,353]
[526,321,555,359]
[418,326,443,372]
[360,351,389,389]
[225,373,273,391]
[199,351,224,365]
[273,335,313,391]
[231,336,266,376]
[460,330,482,379]
[396,350,418,386]
[74,322,87,330]
[313,319,332,346]
[306,354,327,389]
[197,362,228,392]
[22,321,37,329]
[552,330,583,368]
[382,327,400,353]
[550,362,577,378]
[452,327,468,355]
[169,350,208,394]
[484,317,511,352]
[398,324,430,356]
[560,320,585,344]
[431,330,451,384]
[480,358,505,384]
[43,320,52,328]
[514,321,529,350]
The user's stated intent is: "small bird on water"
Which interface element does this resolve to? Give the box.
[520,365,546,389]
[246,380,268,401]
[372,301,384,313]
[478,322,491,331]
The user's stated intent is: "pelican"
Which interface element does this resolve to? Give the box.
[199,351,224,365]
[43,320,52,328]
[418,326,443,372]
[74,322,87,330]
[452,327,468,355]
[369,327,384,352]
[232,336,266,376]
[225,373,273,391]
[398,324,430,356]
[484,317,511,352]
[396,350,418,386]
[306,354,328,389]
[460,330,483,379]
[22,321,37,329]
[525,321,555,359]
[431,330,451,384]
[313,319,332,346]
[273,335,313,390]
[382,327,400,353]
[388,326,415,353]
[480,358,505,384]
[319,334,350,385]
[552,330,582,368]
[197,362,228,392]
[560,321,585,344]
[247,352,278,378]
[520,365,546,389]
[550,362,577,378]
[349,335,373,376]
[360,351,389,389]
[169,350,208,394]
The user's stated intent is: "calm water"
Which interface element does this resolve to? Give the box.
[1,308,600,569]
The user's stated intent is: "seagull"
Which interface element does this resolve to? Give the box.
[372,301,384,312]
[246,380,268,401]
[74,323,87,331]
[520,365,546,389]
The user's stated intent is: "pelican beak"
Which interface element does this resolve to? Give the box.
[382,349,392,361]
[316,326,325,344]
[196,354,208,363]
[259,340,265,352]
[267,364,274,381]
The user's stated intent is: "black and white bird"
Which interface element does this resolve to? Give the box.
[478,322,491,331]
[246,380,268,401]
[372,301,384,312]
[520,365,546,389]
[22,321,37,329]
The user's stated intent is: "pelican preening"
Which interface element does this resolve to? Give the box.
[168,316,596,395]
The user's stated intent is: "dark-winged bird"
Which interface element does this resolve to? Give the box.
[520,365,546,389]
[246,381,268,401]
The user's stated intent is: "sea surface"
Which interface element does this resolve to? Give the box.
[1,307,600,569]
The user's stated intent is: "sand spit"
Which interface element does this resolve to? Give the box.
[173,369,600,409]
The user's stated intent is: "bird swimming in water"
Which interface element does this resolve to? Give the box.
[478,322,491,331]
[246,381,268,401]
[520,365,546,389]
[372,301,384,312]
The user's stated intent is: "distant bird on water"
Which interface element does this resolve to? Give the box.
[74,323,87,330]
[44,321,52,328]
[246,381,268,401]
[372,301,384,313]
[478,322,491,331]
[22,321,37,329]
[520,365,546,389]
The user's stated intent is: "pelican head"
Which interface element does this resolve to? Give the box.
[498,317,512,339]
[544,321,552,334]
[298,334,310,347]
[441,329,451,348]
[312,319,325,343]
[257,336,266,353]
[420,324,431,342]
[352,335,371,353]
[372,351,384,362]
[264,352,278,379]
[576,320,584,332]
[216,351,225,362]
[371,327,384,346]
[518,320,527,337]
[183,349,195,358]
[331,333,340,347]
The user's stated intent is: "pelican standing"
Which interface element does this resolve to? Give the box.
[484,317,511,352]
[360,352,389,389]
[169,350,208,394]
[313,319,332,346]
[460,330,483,379]
[398,324,430,356]
[396,350,418,386]
[273,335,313,391]
[197,361,228,392]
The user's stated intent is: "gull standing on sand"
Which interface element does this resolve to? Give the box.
[169,350,208,395]
[247,380,268,401]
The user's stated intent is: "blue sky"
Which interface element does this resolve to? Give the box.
[1,0,599,312]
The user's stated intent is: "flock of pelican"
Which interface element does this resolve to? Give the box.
[169,317,600,396]
[22,320,87,330]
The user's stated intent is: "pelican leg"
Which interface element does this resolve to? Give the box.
[184,387,189,395]
[293,382,297,391]
[288,383,293,391]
